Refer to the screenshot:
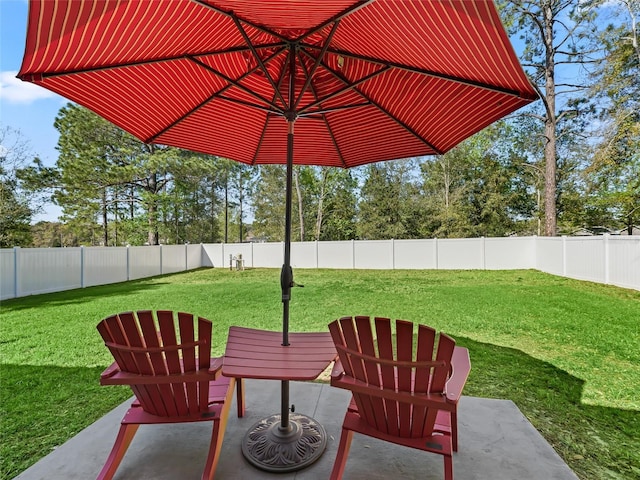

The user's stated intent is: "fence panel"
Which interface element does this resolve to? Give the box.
[393,239,437,269]
[202,244,223,268]
[291,242,317,268]
[187,244,202,270]
[608,236,640,290]
[564,237,605,284]
[485,237,536,270]
[19,247,82,296]
[252,243,283,268]
[0,249,16,300]
[83,247,128,287]
[317,241,353,269]
[160,245,186,274]
[437,238,483,269]
[536,237,564,276]
[128,246,161,280]
[354,240,393,269]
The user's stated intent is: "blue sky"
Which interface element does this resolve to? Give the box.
[1,0,66,221]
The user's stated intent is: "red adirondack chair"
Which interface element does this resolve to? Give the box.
[328,316,471,480]
[96,310,241,480]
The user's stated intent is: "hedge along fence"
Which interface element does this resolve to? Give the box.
[1,235,638,300]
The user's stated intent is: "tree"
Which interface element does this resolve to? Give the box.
[314,167,357,241]
[251,165,288,241]
[500,1,600,235]
[585,0,640,233]
[0,126,37,247]
[357,160,420,240]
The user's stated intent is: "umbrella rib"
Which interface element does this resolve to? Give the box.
[294,20,341,111]
[231,17,289,110]
[297,50,390,114]
[295,51,348,168]
[251,114,272,166]
[189,55,285,114]
[293,0,374,42]
[26,45,279,80]
[145,50,285,143]
[304,45,536,100]
[218,95,280,115]
[190,0,290,43]
[318,60,443,154]
[299,103,372,117]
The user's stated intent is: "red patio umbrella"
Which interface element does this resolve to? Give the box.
[19,0,537,472]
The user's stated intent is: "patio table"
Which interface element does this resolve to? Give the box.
[222,326,338,472]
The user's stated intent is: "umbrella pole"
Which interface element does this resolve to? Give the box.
[280,120,295,431]
[240,119,328,472]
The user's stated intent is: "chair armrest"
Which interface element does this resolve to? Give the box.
[100,361,120,380]
[445,346,471,402]
[330,359,345,381]
[209,356,223,378]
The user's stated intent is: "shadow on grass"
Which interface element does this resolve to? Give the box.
[0,363,131,479]
[455,336,639,480]
[0,276,175,313]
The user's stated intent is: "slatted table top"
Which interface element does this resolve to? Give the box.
[222,326,338,381]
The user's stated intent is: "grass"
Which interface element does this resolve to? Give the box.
[1,268,639,479]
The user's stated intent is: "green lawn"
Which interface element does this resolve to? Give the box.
[1,268,639,479]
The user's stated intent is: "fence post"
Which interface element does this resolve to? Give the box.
[315,240,319,268]
[126,245,130,281]
[434,238,439,270]
[159,245,163,275]
[391,239,395,269]
[604,234,610,285]
[562,236,567,277]
[481,236,486,269]
[13,246,20,298]
[80,246,85,288]
[352,239,356,269]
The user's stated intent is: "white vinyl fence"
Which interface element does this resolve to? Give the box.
[1,236,638,300]
[1,244,203,300]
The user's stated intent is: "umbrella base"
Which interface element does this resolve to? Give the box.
[241,413,328,472]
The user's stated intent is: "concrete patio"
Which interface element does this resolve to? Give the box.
[15,379,578,480]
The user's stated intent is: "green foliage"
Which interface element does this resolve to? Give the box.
[0,126,37,246]
[0,269,638,479]
[252,165,357,242]
[357,160,420,239]
[584,1,640,233]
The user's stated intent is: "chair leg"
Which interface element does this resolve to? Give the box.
[444,453,453,480]
[202,377,236,480]
[96,423,140,480]
[329,428,354,480]
[451,410,458,452]
[236,378,245,418]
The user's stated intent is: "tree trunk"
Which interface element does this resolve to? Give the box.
[238,178,244,242]
[102,188,108,246]
[315,169,328,241]
[542,2,558,236]
[148,172,159,245]
[224,170,228,243]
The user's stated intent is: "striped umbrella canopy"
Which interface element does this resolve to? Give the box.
[19,1,536,471]
[19,0,536,167]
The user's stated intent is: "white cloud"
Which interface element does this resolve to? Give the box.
[0,71,57,104]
